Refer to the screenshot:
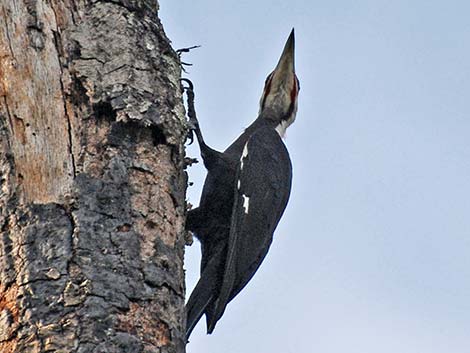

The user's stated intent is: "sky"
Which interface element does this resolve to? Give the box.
[159,1,470,352]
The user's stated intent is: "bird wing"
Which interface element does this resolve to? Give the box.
[208,126,292,332]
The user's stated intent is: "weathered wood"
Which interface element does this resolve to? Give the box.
[0,1,187,352]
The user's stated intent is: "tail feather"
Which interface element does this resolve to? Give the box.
[206,285,234,333]
[205,298,227,334]
[186,287,213,340]
[185,255,221,340]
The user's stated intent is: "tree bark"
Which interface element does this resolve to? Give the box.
[0,1,187,352]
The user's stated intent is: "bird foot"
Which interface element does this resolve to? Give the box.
[176,45,201,72]
[184,157,199,168]
[181,78,200,144]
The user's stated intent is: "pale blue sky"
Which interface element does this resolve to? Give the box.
[160,1,470,352]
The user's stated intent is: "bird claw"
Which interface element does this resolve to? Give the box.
[186,129,195,145]
[186,119,198,145]
[181,78,199,145]
[176,45,201,55]
[184,157,199,167]
[180,78,194,91]
[176,45,200,73]
[186,117,198,130]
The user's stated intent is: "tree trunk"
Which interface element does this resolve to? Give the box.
[0,1,187,352]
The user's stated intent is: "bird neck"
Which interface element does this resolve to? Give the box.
[223,117,271,157]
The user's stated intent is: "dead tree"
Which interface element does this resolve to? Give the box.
[0,1,188,352]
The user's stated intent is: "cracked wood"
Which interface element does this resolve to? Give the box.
[0,1,188,352]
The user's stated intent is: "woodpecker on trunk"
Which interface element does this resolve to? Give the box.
[183,29,299,340]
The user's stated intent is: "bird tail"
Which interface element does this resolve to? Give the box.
[186,284,213,340]
[205,298,227,334]
[185,255,221,340]
[205,261,235,334]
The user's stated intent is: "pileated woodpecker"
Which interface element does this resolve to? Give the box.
[183,29,299,339]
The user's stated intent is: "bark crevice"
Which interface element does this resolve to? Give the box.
[1,7,16,61]
[0,1,187,352]
[50,2,78,178]
[53,30,78,177]
[1,97,14,140]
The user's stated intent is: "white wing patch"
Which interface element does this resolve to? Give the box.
[242,194,250,214]
[240,142,249,170]
[237,179,241,190]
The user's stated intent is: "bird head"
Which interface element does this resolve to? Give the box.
[259,29,299,136]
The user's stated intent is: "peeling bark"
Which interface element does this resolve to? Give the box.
[0,1,187,352]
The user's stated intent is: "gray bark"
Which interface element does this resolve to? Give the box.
[0,1,188,352]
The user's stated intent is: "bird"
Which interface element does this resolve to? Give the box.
[182,28,300,340]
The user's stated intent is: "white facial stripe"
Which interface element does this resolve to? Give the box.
[259,74,299,135]
[276,120,289,137]
[275,100,297,137]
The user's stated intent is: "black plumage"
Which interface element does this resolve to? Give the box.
[184,29,299,339]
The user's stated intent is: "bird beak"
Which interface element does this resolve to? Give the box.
[258,29,299,121]
[271,29,296,84]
